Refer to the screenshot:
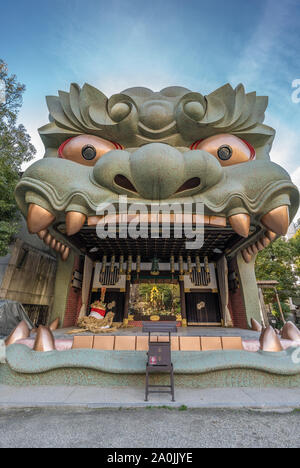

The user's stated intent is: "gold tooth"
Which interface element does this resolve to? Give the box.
[261,236,271,248]
[250,243,259,255]
[261,206,289,236]
[27,204,55,234]
[281,321,300,341]
[259,325,283,352]
[266,230,277,242]
[66,211,86,236]
[228,213,250,237]
[5,320,30,346]
[242,249,252,263]
[61,246,70,261]
[33,325,56,352]
[251,318,262,332]
[50,238,57,249]
[256,239,265,251]
[37,229,48,240]
[44,233,52,246]
[49,318,59,331]
[55,242,62,252]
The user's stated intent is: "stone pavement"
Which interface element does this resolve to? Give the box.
[0,385,300,410]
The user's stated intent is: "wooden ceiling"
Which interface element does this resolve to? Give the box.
[61,224,243,262]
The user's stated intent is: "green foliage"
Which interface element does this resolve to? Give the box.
[255,235,300,305]
[0,60,36,255]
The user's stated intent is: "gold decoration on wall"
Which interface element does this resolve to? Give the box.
[101,255,107,273]
[196,255,201,273]
[179,256,184,275]
[119,255,124,273]
[110,255,115,273]
[187,255,192,274]
[170,255,175,274]
[127,255,132,273]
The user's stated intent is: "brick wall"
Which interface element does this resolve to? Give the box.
[63,256,83,328]
[228,257,248,329]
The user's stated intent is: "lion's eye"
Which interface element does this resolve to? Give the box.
[82,145,97,160]
[58,134,121,166]
[191,134,255,167]
[217,145,232,161]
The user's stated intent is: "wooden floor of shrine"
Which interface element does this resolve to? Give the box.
[53,326,260,341]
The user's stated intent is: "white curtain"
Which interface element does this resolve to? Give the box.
[217,255,233,327]
[78,256,94,319]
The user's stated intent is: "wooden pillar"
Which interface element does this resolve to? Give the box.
[179,276,187,327]
[258,287,268,327]
[123,276,131,326]
[274,287,286,324]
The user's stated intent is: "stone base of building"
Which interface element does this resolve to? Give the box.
[2,344,300,388]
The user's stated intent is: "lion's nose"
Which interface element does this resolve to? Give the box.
[93,143,222,200]
[129,143,185,199]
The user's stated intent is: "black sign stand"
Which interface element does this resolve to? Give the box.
[142,322,177,402]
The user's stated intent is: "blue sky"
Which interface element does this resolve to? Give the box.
[1,0,300,216]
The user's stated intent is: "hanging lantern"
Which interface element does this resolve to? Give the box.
[119,255,124,273]
[179,256,184,275]
[110,254,115,273]
[136,255,141,274]
[101,255,107,273]
[170,255,175,274]
[127,255,132,273]
[204,256,209,273]
[150,257,160,276]
[187,255,192,274]
[196,255,201,273]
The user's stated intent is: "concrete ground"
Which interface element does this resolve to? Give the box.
[0,406,299,448]
[1,385,300,409]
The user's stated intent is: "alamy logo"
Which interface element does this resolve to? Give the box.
[291,79,300,103]
[0,79,5,104]
[95,196,205,249]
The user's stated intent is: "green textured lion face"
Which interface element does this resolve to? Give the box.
[15,83,299,261]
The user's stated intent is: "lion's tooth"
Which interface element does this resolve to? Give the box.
[266,230,277,242]
[27,204,55,234]
[259,325,283,352]
[55,242,62,252]
[281,321,300,341]
[251,318,262,332]
[60,244,66,253]
[33,325,56,352]
[61,246,70,261]
[229,213,250,237]
[261,236,271,248]
[261,206,289,236]
[49,318,59,331]
[242,249,252,263]
[50,238,57,249]
[44,233,52,245]
[66,211,86,236]
[37,229,48,240]
[256,239,265,251]
[5,320,30,346]
[250,243,259,255]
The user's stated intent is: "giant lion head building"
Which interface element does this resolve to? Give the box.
[15,83,299,331]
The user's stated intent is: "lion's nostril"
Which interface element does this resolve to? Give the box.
[114,175,138,193]
[176,177,201,193]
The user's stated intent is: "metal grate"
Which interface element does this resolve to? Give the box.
[23,304,50,327]
[98,267,120,285]
[191,267,210,286]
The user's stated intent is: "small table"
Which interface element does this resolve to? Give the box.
[142,322,177,402]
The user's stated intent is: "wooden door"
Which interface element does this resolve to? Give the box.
[186,292,221,325]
